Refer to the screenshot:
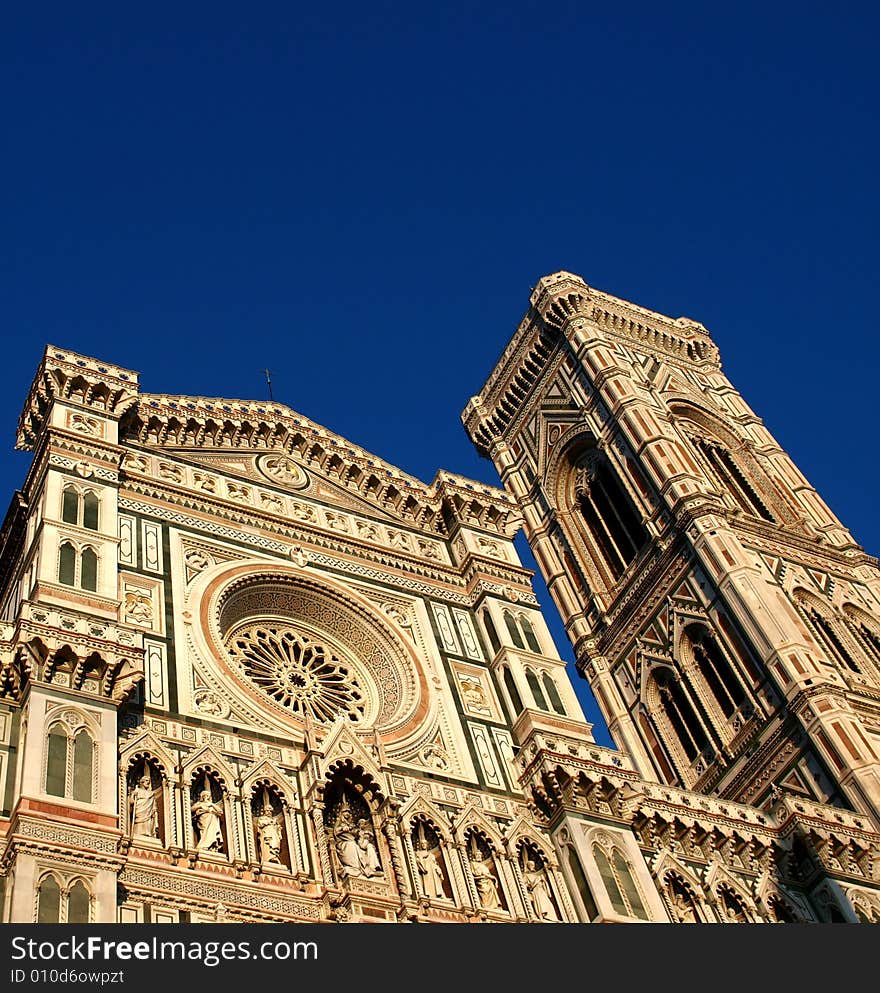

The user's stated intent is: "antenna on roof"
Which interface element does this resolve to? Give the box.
[262,369,274,403]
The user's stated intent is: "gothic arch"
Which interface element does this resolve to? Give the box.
[547,429,650,589]
[793,588,865,675]
[669,401,792,524]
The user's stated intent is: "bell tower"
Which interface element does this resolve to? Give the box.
[463,271,880,823]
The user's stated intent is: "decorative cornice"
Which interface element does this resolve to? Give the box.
[17,345,140,450]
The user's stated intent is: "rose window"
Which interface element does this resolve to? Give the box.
[227,624,366,723]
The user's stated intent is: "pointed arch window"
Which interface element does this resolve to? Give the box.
[593,844,649,920]
[542,672,566,715]
[482,610,501,655]
[688,627,747,719]
[694,439,775,522]
[57,542,99,592]
[503,667,523,716]
[802,605,862,674]
[575,453,647,580]
[519,616,541,653]
[525,668,548,710]
[37,875,61,923]
[566,847,597,920]
[67,880,90,923]
[654,669,710,763]
[60,486,100,530]
[503,611,525,649]
[44,721,95,803]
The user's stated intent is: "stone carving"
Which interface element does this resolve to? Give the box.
[521,850,559,921]
[260,491,284,513]
[331,796,381,879]
[128,767,160,840]
[69,413,101,436]
[184,547,213,576]
[325,512,350,533]
[413,822,447,900]
[254,788,285,867]
[227,483,251,502]
[158,462,184,483]
[259,455,307,489]
[191,779,225,853]
[356,521,378,541]
[193,473,216,493]
[469,837,501,910]
[123,590,153,626]
[290,501,316,522]
[418,539,441,560]
[193,689,230,718]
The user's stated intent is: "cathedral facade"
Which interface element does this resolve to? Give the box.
[1,272,879,924]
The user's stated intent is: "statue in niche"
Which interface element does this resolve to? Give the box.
[128,766,160,840]
[468,837,501,910]
[254,788,285,866]
[331,794,381,879]
[521,850,559,921]
[191,779,225,853]
[413,823,447,900]
[669,881,699,923]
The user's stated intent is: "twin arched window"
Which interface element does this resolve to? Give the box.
[592,843,649,920]
[61,486,100,530]
[58,542,98,592]
[45,721,95,803]
[37,875,90,923]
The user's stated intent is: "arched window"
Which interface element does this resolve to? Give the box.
[482,611,501,655]
[37,875,61,923]
[654,669,710,763]
[503,611,525,649]
[58,542,77,586]
[802,604,861,674]
[688,627,746,719]
[693,438,775,522]
[62,487,80,525]
[612,850,648,920]
[542,673,566,715]
[575,453,647,580]
[503,668,523,716]
[594,844,649,919]
[519,616,541,653]
[60,487,100,530]
[80,547,98,592]
[57,542,99,592]
[847,614,880,672]
[44,721,95,803]
[67,880,90,923]
[46,725,68,797]
[593,846,628,916]
[83,492,99,530]
[72,729,93,802]
[566,847,597,920]
[525,669,548,710]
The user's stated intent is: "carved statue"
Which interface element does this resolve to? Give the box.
[469,845,501,910]
[255,797,284,866]
[128,773,159,839]
[522,855,558,921]
[669,884,699,923]
[415,835,446,900]
[191,785,224,853]
[332,799,381,878]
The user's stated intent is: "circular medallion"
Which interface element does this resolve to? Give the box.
[257,454,308,489]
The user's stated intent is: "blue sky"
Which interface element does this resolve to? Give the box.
[3,5,878,746]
